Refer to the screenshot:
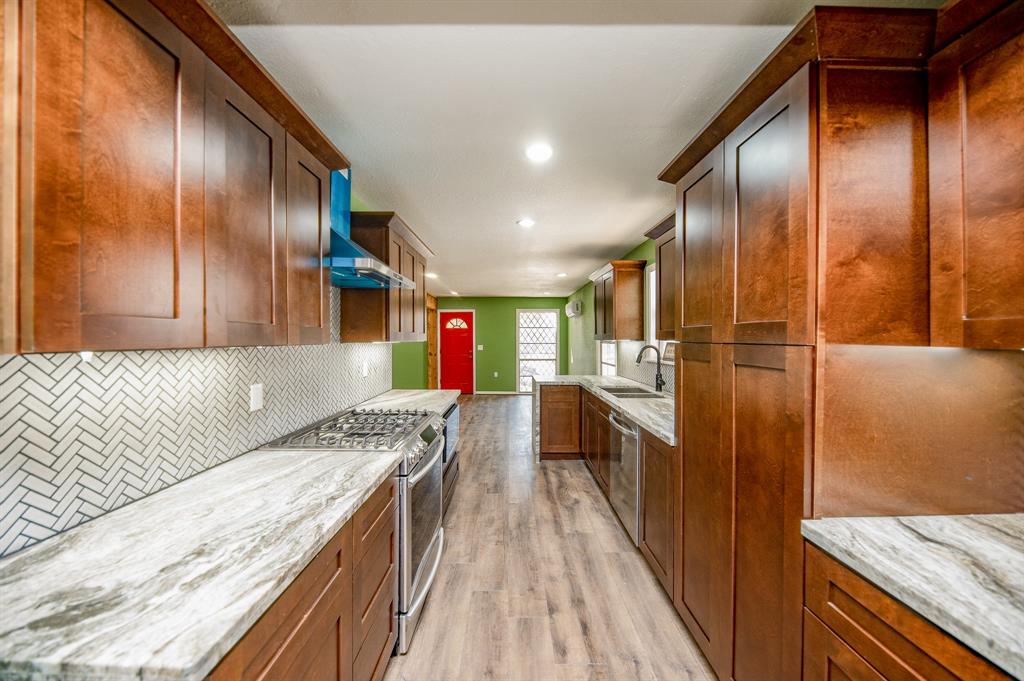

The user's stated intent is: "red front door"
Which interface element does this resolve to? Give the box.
[440,311,474,394]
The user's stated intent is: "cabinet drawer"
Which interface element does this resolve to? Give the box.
[353,476,397,563]
[352,559,397,681]
[540,385,580,403]
[803,609,885,681]
[805,544,1010,681]
[352,506,396,648]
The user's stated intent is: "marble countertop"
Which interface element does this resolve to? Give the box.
[0,440,403,679]
[802,514,1024,678]
[532,375,674,445]
[358,388,460,415]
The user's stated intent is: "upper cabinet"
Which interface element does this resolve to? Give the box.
[339,212,430,343]
[591,260,645,341]
[204,64,288,347]
[929,2,1024,349]
[646,214,677,341]
[8,0,346,354]
[677,145,724,343]
[20,0,207,352]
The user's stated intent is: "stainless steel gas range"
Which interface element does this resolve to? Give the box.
[263,407,446,654]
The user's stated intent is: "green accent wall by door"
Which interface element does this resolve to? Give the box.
[438,297,569,393]
[392,342,428,389]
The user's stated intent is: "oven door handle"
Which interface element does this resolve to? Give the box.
[408,438,445,486]
[407,528,444,617]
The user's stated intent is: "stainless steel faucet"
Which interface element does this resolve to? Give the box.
[635,344,665,392]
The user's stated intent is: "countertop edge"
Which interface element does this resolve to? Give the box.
[800,517,1024,679]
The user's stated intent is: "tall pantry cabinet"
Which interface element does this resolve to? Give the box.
[663,7,938,680]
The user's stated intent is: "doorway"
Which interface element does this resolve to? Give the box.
[516,309,560,392]
[439,310,475,394]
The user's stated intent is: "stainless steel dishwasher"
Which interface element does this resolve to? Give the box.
[607,409,640,545]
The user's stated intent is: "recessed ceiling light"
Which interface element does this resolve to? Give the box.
[543,292,551,295]
[525,142,553,164]
[556,272,567,278]
[517,217,535,228]
[425,272,438,279]
[450,291,459,295]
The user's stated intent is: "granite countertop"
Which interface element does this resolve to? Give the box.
[358,388,460,415]
[532,375,674,445]
[802,514,1024,678]
[0,389,460,680]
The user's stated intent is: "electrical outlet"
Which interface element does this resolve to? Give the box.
[493,371,498,378]
[249,383,264,412]
[361,361,369,378]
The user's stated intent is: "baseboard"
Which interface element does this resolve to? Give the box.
[475,390,522,395]
[540,452,582,461]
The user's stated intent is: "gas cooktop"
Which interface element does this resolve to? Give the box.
[263,408,437,452]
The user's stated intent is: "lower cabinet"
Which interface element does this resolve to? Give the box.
[539,385,581,459]
[803,544,1011,681]
[210,476,398,681]
[639,429,675,596]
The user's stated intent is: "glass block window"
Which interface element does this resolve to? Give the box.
[517,310,559,392]
[599,341,616,376]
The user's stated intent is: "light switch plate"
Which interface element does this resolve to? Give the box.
[493,371,498,378]
[477,344,484,351]
[249,383,264,412]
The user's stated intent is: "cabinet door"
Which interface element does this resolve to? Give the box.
[597,408,613,492]
[400,246,416,339]
[205,65,288,347]
[929,5,1024,349]
[639,430,674,596]
[583,401,597,473]
[803,611,885,681]
[23,0,205,352]
[674,342,728,674]
[285,134,331,345]
[677,145,724,343]
[388,233,405,341]
[721,344,812,681]
[412,251,427,339]
[540,386,580,456]
[655,231,677,340]
[722,65,814,345]
[602,272,615,338]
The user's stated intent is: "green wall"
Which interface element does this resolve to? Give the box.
[566,238,656,376]
[438,297,569,393]
[392,342,428,389]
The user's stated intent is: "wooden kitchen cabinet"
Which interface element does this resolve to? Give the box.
[582,395,598,474]
[340,212,430,342]
[638,429,674,596]
[929,2,1024,349]
[539,385,581,459]
[720,343,812,681]
[285,134,332,345]
[210,519,355,681]
[677,147,724,344]
[673,342,728,671]
[645,214,677,341]
[19,0,207,352]
[803,544,1011,680]
[204,64,289,347]
[721,65,814,346]
[211,476,400,681]
[591,260,645,341]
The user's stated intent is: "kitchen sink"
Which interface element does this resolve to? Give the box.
[612,393,666,399]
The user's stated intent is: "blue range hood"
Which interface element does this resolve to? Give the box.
[327,169,414,289]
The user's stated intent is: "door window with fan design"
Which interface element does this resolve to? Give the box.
[517,310,559,392]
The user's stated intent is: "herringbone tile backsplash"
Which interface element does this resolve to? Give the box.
[0,292,392,558]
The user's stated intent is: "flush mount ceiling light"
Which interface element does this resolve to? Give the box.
[425,272,438,279]
[525,142,553,164]
[517,217,535,228]
[543,291,551,295]
[556,272,567,278]
[450,291,459,295]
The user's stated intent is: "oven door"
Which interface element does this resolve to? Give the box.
[398,436,445,652]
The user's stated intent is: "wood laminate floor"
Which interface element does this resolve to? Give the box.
[384,395,714,681]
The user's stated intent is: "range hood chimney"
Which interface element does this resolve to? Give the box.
[327,170,414,289]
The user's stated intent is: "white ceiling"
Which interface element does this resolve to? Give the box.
[209,0,941,297]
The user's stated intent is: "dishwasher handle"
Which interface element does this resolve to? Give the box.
[608,412,638,437]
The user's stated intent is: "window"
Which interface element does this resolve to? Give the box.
[445,317,468,329]
[517,310,559,392]
[599,340,616,376]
